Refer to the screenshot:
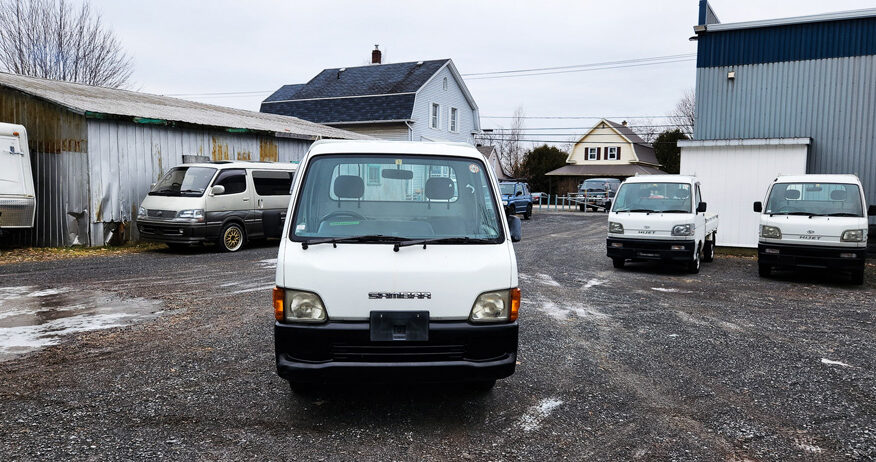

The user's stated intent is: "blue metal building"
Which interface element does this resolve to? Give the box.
[690,2,876,230]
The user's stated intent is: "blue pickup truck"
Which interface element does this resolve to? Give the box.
[500,181,533,220]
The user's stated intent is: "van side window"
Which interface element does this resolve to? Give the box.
[253,170,294,196]
[214,169,247,195]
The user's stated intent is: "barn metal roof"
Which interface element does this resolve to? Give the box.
[0,72,369,140]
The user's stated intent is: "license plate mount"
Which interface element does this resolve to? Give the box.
[370,311,429,342]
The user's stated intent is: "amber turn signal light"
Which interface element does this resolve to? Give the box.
[273,287,284,321]
[509,287,520,322]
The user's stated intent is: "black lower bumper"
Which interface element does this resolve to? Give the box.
[275,321,518,383]
[606,237,695,261]
[136,221,211,244]
[758,243,866,270]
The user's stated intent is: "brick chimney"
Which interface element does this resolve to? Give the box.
[622,120,628,126]
[371,45,382,64]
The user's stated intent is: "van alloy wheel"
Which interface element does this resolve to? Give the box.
[220,223,245,252]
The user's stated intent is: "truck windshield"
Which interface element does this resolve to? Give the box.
[613,182,692,213]
[149,167,216,196]
[765,183,863,217]
[499,183,516,195]
[291,154,504,243]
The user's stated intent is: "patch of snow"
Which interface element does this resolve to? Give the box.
[26,288,69,297]
[651,287,692,294]
[531,273,561,287]
[582,279,605,290]
[258,258,277,269]
[820,358,851,368]
[230,284,275,294]
[668,333,679,338]
[519,398,563,432]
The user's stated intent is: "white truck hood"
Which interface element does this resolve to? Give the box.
[139,194,205,213]
[760,215,868,248]
[278,242,516,321]
[611,212,697,239]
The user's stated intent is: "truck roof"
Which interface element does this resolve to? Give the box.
[623,174,698,184]
[180,161,297,170]
[773,174,862,185]
[307,139,483,159]
[0,122,26,137]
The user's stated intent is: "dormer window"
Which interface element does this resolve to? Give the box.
[606,147,618,160]
[587,147,598,160]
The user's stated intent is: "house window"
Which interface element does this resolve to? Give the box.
[606,147,618,160]
[587,147,598,161]
[367,165,381,186]
[449,107,459,133]
[430,103,440,129]
[443,77,448,90]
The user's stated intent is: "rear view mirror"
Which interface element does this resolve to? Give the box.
[508,215,522,242]
[697,202,707,213]
[382,169,413,180]
[262,211,285,238]
[211,185,225,195]
[753,201,762,213]
[869,205,876,216]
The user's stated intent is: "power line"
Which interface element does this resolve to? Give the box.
[463,57,695,80]
[481,115,675,119]
[460,53,695,77]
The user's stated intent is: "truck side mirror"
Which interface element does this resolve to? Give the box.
[697,202,707,213]
[869,205,876,216]
[508,215,522,242]
[753,201,762,213]
[262,211,285,238]
[211,185,225,196]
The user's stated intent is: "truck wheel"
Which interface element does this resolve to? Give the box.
[579,205,586,212]
[850,269,864,285]
[687,246,701,274]
[219,223,245,252]
[612,258,625,269]
[604,201,611,212]
[758,263,772,278]
[702,235,715,262]
[523,204,532,220]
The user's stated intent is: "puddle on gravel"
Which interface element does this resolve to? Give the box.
[0,285,163,361]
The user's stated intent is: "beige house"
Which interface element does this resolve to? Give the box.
[546,119,664,193]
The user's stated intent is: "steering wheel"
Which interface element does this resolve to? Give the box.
[320,210,366,223]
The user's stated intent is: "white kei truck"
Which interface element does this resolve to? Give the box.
[271,140,522,392]
[606,175,718,273]
[0,123,36,232]
[753,174,874,285]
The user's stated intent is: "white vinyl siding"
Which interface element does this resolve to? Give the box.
[412,66,477,143]
[430,103,440,129]
[325,123,410,141]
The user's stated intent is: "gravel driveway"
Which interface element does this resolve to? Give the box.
[0,213,873,460]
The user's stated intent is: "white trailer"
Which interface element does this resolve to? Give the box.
[0,123,35,231]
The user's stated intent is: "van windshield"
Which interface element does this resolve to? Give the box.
[613,182,692,213]
[291,154,503,243]
[149,167,216,197]
[765,182,863,217]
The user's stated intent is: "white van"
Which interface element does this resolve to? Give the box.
[753,174,874,284]
[272,140,521,391]
[137,161,297,251]
[0,123,36,230]
[607,175,718,273]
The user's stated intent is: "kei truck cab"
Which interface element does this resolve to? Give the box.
[606,175,718,273]
[753,174,874,284]
[272,140,522,392]
[0,123,35,232]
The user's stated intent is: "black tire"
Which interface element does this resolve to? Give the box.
[612,258,625,269]
[218,222,245,252]
[604,201,612,212]
[579,205,586,212]
[523,204,532,220]
[687,246,701,274]
[758,263,772,278]
[850,269,865,285]
[702,235,715,263]
[465,380,496,392]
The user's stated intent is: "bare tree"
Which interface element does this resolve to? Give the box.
[628,117,659,144]
[476,106,527,177]
[669,89,695,136]
[0,0,133,88]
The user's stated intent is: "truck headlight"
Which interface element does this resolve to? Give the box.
[608,222,624,234]
[841,229,864,242]
[176,209,205,222]
[470,288,520,323]
[760,225,782,239]
[671,224,694,236]
[274,287,326,323]
[137,206,147,218]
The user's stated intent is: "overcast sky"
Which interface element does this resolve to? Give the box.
[91,0,876,141]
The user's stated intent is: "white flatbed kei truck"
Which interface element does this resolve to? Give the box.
[607,175,718,273]
[270,140,522,392]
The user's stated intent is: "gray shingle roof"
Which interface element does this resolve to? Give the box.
[605,119,660,165]
[0,72,369,140]
[261,59,451,124]
[545,164,666,177]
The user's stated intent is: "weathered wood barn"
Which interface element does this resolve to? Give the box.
[0,72,367,247]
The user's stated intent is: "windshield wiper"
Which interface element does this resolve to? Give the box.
[660,209,691,213]
[179,189,203,194]
[301,234,403,249]
[393,236,495,252]
[626,208,657,213]
[825,212,860,217]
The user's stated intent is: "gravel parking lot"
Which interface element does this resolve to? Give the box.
[1,213,874,461]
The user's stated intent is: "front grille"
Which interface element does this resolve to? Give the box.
[140,224,185,236]
[332,344,466,362]
[0,197,35,227]
[147,209,177,218]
